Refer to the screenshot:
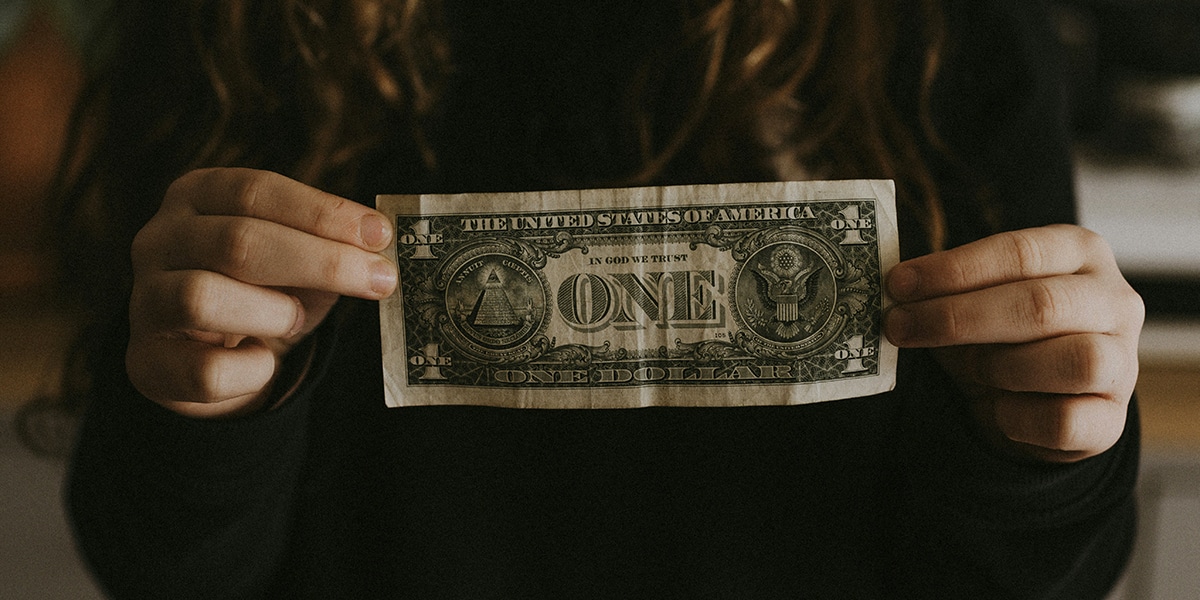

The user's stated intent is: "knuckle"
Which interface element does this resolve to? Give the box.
[944,254,974,292]
[313,194,354,236]
[228,170,271,215]
[1073,225,1109,256]
[1022,399,1087,452]
[1007,229,1045,279]
[175,273,218,330]
[1044,408,1083,451]
[1044,399,1124,453]
[316,245,352,286]
[188,352,230,403]
[1069,225,1117,272]
[1059,337,1106,391]
[923,300,966,344]
[1024,279,1067,335]
[943,303,968,343]
[998,393,1127,455]
[213,219,259,278]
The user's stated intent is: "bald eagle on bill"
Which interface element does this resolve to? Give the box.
[750,244,822,335]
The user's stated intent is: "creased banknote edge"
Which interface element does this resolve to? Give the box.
[384,375,896,409]
[378,179,896,217]
[872,179,901,405]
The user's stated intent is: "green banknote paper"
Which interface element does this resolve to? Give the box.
[378,180,898,408]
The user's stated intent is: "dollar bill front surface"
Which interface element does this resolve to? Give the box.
[378,180,898,408]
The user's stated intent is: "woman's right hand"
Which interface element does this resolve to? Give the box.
[126,168,397,418]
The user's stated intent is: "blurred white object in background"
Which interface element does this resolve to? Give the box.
[1104,74,1200,166]
[1076,156,1200,279]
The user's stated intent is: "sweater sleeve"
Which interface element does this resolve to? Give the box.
[65,315,330,599]
[889,352,1139,599]
[886,2,1139,597]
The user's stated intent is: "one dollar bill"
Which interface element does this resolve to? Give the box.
[378,180,898,408]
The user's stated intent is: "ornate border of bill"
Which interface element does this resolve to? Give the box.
[378,180,898,408]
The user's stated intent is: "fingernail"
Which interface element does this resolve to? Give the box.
[888,265,919,300]
[287,296,305,338]
[885,307,913,346]
[360,214,392,249]
[370,260,398,297]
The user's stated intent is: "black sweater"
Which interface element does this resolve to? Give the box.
[67,3,1139,598]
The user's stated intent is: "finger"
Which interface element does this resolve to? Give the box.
[126,335,277,405]
[169,168,393,251]
[159,215,397,299]
[887,225,1113,302]
[989,391,1128,460]
[886,274,1126,347]
[132,270,305,340]
[943,334,1137,398]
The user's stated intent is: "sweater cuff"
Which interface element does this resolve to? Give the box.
[73,311,342,506]
[84,368,310,506]
[898,349,1141,531]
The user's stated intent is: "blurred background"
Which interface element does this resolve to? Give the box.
[1,1,1198,598]
[1056,1,1200,597]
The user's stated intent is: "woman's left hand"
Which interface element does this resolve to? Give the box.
[885,224,1144,463]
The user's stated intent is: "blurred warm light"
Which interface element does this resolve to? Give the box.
[0,10,83,294]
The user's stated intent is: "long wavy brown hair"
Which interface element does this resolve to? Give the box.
[27,0,953,453]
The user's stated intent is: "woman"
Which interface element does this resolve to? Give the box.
[62,0,1142,597]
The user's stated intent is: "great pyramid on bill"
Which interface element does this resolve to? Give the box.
[468,269,520,327]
